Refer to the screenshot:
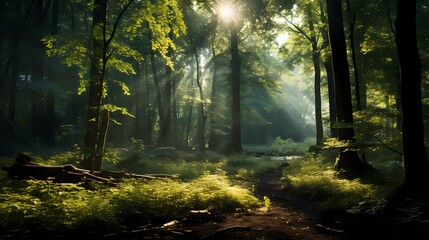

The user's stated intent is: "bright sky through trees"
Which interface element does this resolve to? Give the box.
[220,5,234,19]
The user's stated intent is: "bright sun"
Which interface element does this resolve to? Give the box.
[217,3,237,23]
[220,5,234,19]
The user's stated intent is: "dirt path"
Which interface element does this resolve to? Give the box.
[184,169,346,240]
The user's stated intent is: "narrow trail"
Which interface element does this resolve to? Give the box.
[186,168,345,240]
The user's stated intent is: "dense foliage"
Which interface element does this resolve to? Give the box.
[1,0,429,237]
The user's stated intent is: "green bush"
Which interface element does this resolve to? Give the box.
[281,154,386,210]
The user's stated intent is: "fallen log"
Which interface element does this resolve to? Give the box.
[3,162,113,183]
[2,153,177,184]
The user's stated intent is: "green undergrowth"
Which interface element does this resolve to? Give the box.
[0,146,404,233]
[281,152,401,210]
[97,148,288,180]
[0,166,261,232]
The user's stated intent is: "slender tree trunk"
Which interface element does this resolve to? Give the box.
[312,44,323,148]
[185,73,195,149]
[30,0,45,141]
[8,63,17,126]
[150,47,165,146]
[143,60,153,145]
[306,6,323,148]
[345,0,362,111]
[94,109,109,169]
[208,46,221,151]
[319,0,337,138]
[325,58,337,137]
[194,51,206,150]
[395,0,429,194]
[81,0,107,171]
[164,60,172,146]
[6,0,23,130]
[133,64,142,139]
[45,0,59,145]
[230,24,242,153]
[171,68,178,147]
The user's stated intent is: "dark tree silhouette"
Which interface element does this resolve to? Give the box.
[326,0,369,173]
[395,0,429,195]
[230,22,243,153]
[82,0,134,171]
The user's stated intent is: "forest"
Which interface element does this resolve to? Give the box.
[0,0,428,239]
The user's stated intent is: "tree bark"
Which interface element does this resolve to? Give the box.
[326,0,366,173]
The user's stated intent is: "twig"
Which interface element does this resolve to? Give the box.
[201,226,251,239]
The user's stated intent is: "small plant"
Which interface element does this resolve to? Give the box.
[263,196,271,211]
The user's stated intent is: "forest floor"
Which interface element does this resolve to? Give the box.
[181,167,343,240]
[173,167,429,240]
[5,162,429,240]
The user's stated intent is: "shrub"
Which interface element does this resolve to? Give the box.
[281,154,385,210]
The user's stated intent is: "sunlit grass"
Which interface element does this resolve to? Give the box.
[223,154,287,178]
[0,146,404,234]
[281,153,399,210]
[0,171,261,232]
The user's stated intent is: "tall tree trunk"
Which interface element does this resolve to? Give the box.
[208,46,221,151]
[395,0,429,194]
[45,0,59,145]
[326,0,367,173]
[306,6,323,149]
[171,67,178,147]
[81,0,107,171]
[312,43,323,148]
[143,60,153,145]
[230,24,242,153]
[6,0,24,130]
[185,73,195,149]
[164,59,172,147]
[319,0,337,138]
[133,64,142,139]
[150,47,165,146]
[345,0,362,111]
[30,0,45,141]
[195,51,206,150]
[8,63,18,126]
[325,58,337,137]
